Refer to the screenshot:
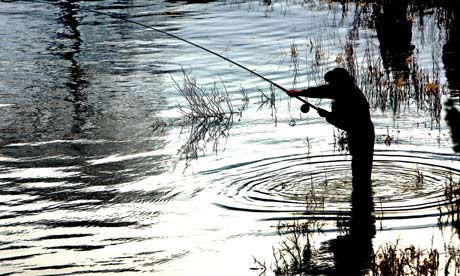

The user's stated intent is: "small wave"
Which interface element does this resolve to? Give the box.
[4,139,113,148]
[209,149,460,226]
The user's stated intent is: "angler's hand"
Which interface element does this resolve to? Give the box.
[317,108,329,117]
[287,89,303,97]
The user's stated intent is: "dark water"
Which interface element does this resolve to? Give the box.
[1,0,460,275]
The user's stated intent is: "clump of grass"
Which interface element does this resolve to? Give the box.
[304,137,312,157]
[150,118,169,133]
[236,85,250,120]
[254,192,327,276]
[257,84,278,125]
[177,114,233,164]
[445,246,460,276]
[174,70,235,121]
[305,37,328,85]
[415,164,424,187]
[333,129,348,153]
[370,241,440,276]
[441,172,460,239]
[332,23,445,125]
[272,218,325,276]
[173,69,236,165]
[344,39,357,77]
[383,127,394,146]
[290,41,300,86]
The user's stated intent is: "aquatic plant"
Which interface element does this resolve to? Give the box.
[290,41,300,86]
[257,84,278,125]
[173,69,236,165]
[174,70,235,121]
[150,118,169,133]
[333,129,348,153]
[177,115,233,164]
[232,85,250,122]
[440,172,460,239]
[254,194,327,276]
[370,242,440,276]
[304,137,312,157]
[383,127,394,146]
[272,218,326,276]
[445,246,460,276]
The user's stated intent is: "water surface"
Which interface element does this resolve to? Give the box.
[1,0,460,275]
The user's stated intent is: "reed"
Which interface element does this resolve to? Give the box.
[177,116,233,164]
[290,41,300,86]
[441,172,460,239]
[415,164,424,187]
[272,218,325,276]
[333,129,348,153]
[174,70,235,121]
[370,242,440,276]
[304,137,312,157]
[173,69,236,165]
[254,194,327,276]
[257,84,278,125]
[279,1,449,127]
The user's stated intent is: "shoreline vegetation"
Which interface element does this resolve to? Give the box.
[172,0,460,275]
[175,0,457,161]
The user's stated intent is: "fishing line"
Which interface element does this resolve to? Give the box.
[11,0,319,111]
[83,7,318,110]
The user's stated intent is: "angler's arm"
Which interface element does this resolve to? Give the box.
[288,85,336,99]
[302,85,336,99]
[316,108,349,130]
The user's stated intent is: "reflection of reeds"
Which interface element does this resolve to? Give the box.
[441,173,460,239]
[150,118,169,133]
[290,41,300,86]
[178,116,233,164]
[286,9,446,126]
[415,164,424,187]
[436,173,460,275]
[272,218,325,276]
[257,84,278,125]
[173,70,235,165]
[445,247,460,276]
[333,129,348,153]
[304,137,311,157]
[371,241,440,276]
[254,194,326,276]
[238,85,249,120]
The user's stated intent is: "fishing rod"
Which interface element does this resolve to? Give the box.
[17,0,318,112]
[81,7,318,112]
[84,7,318,112]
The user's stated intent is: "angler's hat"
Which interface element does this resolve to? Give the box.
[324,68,355,85]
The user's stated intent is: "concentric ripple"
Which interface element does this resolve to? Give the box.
[206,149,460,223]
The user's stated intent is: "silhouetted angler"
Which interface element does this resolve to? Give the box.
[289,68,375,196]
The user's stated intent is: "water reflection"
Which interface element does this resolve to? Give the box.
[267,176,375,275]
[443,2,460,98]
[2,0,460,275]
[373,0,414,77]
[333,184,375,275]
[57,0,91,135]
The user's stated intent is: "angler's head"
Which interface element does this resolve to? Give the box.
[324,68,355,86]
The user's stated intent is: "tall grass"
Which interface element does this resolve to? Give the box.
[173,69,236,165]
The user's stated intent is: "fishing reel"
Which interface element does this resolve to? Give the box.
[300,103,310,113]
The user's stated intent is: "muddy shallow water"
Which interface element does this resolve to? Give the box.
[1,0,460,275]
